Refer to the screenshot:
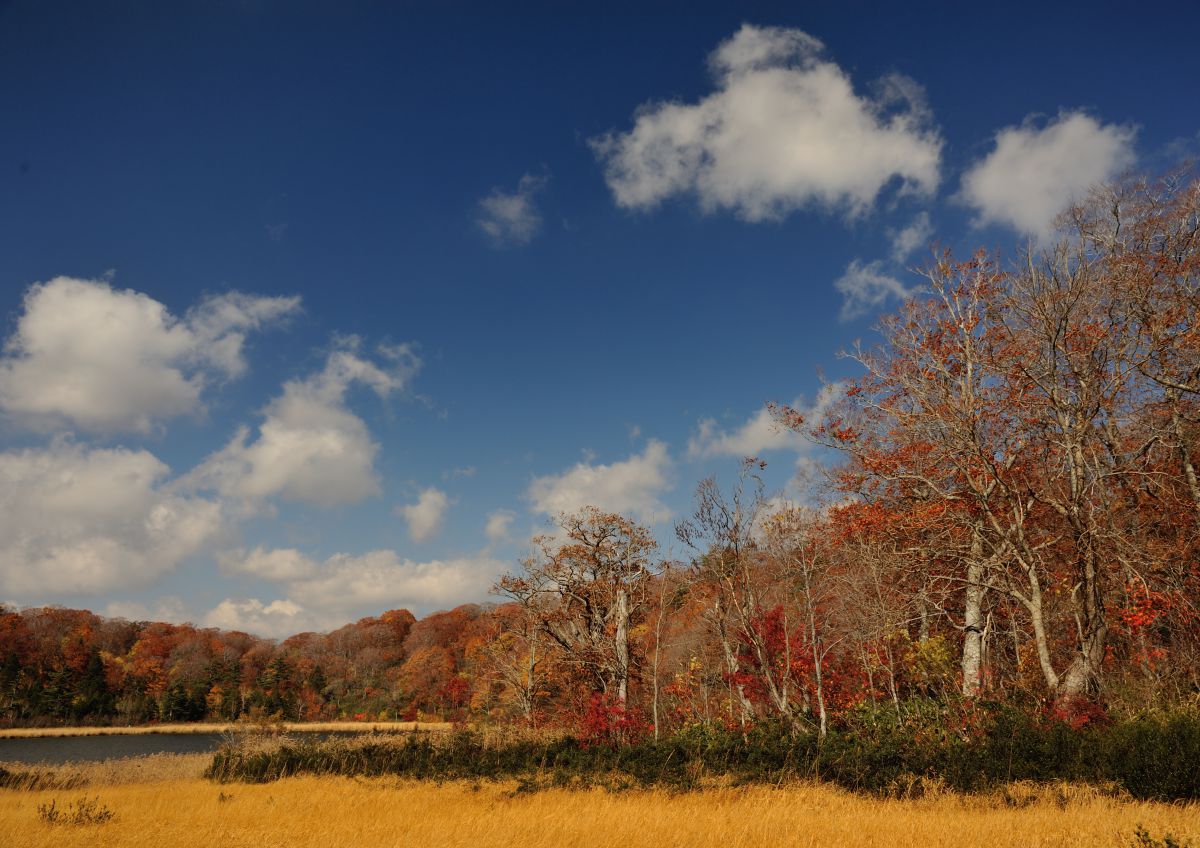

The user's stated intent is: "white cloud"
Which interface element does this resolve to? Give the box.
[104,596,188,624]
[960,111,1137,238]
[186,339,420,508]
[527,440,674,524]
[887,211,933,262]
[591,24,942,221]
[484,509,516,544]
[688,384,842,461]
[204,597,309,639]
[0,441,223,598]
[477,173,548,247]
[220,547,319,581]
[204,549,506,637]
[835,259,914,320]
[397,487,452,543]
[286,550,501,612]
[0,277,299,433]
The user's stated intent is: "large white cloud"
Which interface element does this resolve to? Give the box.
[205,549,505,637]
[477,173,548,247]
[0,441,223,597]
[527,440,674,524]
[397,487,452,543]
[186,339,420,508]
[960,111,1137,238]
[0,277,299,433]
[592,24,942,221]
[688,384,843,461]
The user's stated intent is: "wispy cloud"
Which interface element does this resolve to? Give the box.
[477,172,549,247]
[835,259,915,321]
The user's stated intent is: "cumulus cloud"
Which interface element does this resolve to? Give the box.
[220,547,319,581]
[960,111,1137,238]
[835,259,915,321]
[204,550,506,637]
[477,173,548,247]
[286,550,501,612]
[397,487,453,543]
[484,509,516,544]
[186,339,420,508]
[0,277,299,433]
[527,440,673,524]
[688,384,842,461]
[204,598,309,639]
[591,24,942,221]
[0,441,223,598]
[887,212,933,262]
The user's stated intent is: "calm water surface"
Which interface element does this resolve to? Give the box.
[0,733,229,764]
[0,731,372,765]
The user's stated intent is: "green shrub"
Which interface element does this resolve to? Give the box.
[205,704,1200,800]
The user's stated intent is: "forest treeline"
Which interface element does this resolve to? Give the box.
[3,171,1200,737]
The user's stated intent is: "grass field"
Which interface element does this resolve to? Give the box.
[1,756,1197,848]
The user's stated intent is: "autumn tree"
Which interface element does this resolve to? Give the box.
[496,507,659,705]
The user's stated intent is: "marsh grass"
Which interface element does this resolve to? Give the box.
[2,774,1198,848]
[0,753,209,789]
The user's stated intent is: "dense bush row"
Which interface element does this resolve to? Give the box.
[206,701,1200,800]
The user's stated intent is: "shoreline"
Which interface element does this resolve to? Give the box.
[0,721,451,739]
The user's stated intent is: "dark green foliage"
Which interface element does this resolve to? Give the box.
[73,649,114,720]
[1105,710,1200,801]
[161,680,208,722]
[206,703,1200,801]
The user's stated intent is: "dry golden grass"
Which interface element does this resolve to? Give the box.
[0,753,210,788]
[2,774,1196,848]
[0,721,451,739]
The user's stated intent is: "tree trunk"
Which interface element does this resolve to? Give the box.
[1025,571,1061,694]
[614,587,630,704]
[1056,546,1108,702]
[961,529,986,697]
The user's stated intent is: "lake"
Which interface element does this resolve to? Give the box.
[0,730,383,765]
[0,732,232,764]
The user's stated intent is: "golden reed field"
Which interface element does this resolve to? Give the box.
[1,754,1197,848]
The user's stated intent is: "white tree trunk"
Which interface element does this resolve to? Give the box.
[961,530,986,697]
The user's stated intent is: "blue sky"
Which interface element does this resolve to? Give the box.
[1,1,1197,636]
